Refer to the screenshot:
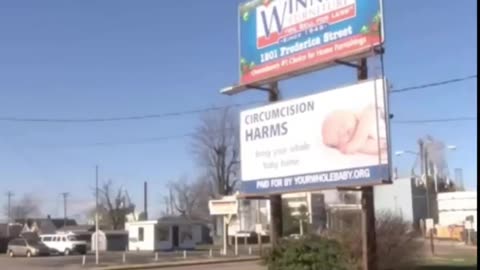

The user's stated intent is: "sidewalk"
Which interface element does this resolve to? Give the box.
[91,256,261,270]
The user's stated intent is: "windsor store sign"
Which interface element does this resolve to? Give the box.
[238,0,384,85]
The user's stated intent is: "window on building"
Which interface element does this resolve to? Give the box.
[138,227,144,242]
[156,226,169,242]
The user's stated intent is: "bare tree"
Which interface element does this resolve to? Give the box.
[97,181,135,230]
[165,176,210,218]
[337,191,359,204]
[191,107,240,197]
[4,193,41,220]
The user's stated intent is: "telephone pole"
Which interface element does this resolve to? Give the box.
[6,191,14,223]
[268,82,283,247]
[6,191,14,237]
[95,165,99,265]
[357,58,377,270]
[61,192,69,227]
[419,139,431,219]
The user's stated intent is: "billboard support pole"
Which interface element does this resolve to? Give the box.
[357,58,378,270]
[267,82,284,247]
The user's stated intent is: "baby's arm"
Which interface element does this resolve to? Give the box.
[358,138,382,155]
[341,106,376,154]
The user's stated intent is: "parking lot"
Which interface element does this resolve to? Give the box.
[0,249,257,269]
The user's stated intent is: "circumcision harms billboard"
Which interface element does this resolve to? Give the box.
[240,79,390,195]
[239,0,384,85]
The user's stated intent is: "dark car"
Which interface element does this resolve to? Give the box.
[7,238,50,257]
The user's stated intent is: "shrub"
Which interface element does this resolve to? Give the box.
[262,235,350,270]
[327,211,423,270]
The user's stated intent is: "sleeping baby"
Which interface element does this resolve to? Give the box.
[322,104,387,156]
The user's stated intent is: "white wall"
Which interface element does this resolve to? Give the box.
[126,221,157,251]
[178,225,195,250]
[374,178,414,222]
[192,225,202,244]
[154,225,172,251]
[438,191,477,231]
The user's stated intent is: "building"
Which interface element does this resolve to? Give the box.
[437,191,477,231]
[224,190,358,239]
[0,223,23,253]
[125,216,211,251]
[374,177,428,227]
[91,230,128,251]
[16,217,77,235]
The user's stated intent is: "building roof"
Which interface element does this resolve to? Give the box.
[158,215,210,225]
[16,217,77,230]
[93,230,128,236]
[0,224,7,237]
[56,225,95,233]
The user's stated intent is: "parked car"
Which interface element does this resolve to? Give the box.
[7,238,50,257]
[40,234,87,255]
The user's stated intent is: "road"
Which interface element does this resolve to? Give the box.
[157,261,265,270]
[0,252,262,270]
[0,240,474,270]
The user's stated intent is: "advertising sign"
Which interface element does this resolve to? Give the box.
[209,197,239,216]
[239,0,384,85]
[240,78,390,195]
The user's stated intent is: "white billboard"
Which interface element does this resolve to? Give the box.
[209,197,239,216]
[240,78,391,195]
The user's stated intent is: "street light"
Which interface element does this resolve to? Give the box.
[394,150,418,156]
[447,145,457,151]
[395,144,457,219]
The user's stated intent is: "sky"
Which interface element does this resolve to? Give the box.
[0,0,477,221]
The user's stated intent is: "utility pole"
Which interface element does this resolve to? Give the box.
[358,58,377,270]
[6,191,13,223]
[144,181,148,220]
[95,166,99,265]
[419,139,431,219]
[169,187,174,216]
[61,192,69,227]
[268,82,283,247]
[6,191,14,237]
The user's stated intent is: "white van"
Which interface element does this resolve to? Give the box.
[40,234,87,255]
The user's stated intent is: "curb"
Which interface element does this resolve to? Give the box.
[91,256,262,270]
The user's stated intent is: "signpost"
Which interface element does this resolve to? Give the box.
[221,1,388,269]
[209,196,239,256]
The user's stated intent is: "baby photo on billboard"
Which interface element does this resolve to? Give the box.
[319,86,388,166]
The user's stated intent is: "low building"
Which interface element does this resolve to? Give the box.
[374,177,428,227]
[16,217,77,235]
[0,223,23,253]
[91,230,128,251]
[126,216,211,251]
[437,191,477,231]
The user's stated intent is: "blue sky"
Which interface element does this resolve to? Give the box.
[0,0,477,220]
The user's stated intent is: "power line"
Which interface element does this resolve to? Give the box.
[36,116,473,148]
[0,75,475,123]
[390,75,477,94]
[0,102,261,123]
[393,117,477,124]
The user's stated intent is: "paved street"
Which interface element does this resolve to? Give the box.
[157,261,265,270]
[0,251,261,270]
[0,241,474,270]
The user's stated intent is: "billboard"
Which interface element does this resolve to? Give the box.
[239,0,384,85]
[209,197,239,216]
[240,78,391,195]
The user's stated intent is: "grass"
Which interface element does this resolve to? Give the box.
[415,253,477,270]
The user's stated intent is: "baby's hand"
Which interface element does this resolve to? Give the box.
[339,143,355,155]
